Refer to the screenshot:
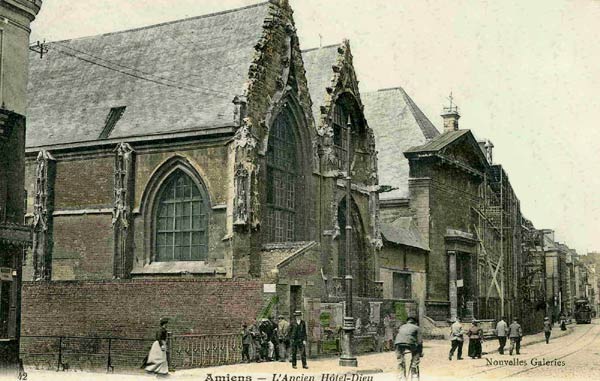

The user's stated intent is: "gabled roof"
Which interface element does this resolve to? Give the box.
[26,2,272,148]
[362,87,440,199]
[302,44,341,129]
[404,129,469,154]
[380,216,429,251]
[404,129,489,176]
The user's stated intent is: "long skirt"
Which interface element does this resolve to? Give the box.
[468,339,482,358]
[145,341,169,374]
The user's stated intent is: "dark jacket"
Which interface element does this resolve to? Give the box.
[289,319,307,343]
[467,325,483,340]
[155,326,167,343]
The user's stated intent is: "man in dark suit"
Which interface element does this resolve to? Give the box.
[289,310,308,369]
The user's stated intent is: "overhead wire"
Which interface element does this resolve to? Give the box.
[50,42,234,99]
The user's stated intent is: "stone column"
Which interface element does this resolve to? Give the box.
[32,150,55,281]
[112,142,135,279]
[448,250,458,321]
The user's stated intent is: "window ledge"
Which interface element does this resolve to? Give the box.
[131,261,227,275]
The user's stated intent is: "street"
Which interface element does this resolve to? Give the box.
[14,320,600,381]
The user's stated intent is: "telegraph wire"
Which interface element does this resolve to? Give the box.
[50,42,233,99]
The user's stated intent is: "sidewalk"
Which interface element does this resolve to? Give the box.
[21,325,576,381]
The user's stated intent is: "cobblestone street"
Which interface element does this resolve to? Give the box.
[17,320,600,381]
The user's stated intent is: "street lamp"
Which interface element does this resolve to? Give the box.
[339,115,357,367]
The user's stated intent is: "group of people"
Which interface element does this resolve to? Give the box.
[241,311,309,369]
[448,317,522,359]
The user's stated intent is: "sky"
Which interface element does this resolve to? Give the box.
[29,0,600,254]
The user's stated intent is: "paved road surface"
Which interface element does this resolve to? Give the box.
[15,320,600,381]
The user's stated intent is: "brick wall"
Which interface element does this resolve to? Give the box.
[21,279,264,338]
[54,157,113,210]
[52,214,114,280]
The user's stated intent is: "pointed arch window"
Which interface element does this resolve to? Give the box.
[154,170,208,261]
[265,112,298,242]
[333,105,349,170]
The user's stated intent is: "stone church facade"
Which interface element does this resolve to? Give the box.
[20,0,385,353]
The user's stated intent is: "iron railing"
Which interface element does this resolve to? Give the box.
[20,335,154,372]
[170,333,242,369]
[21,333,244,372]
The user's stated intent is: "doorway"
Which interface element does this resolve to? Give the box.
[290,285,302,317]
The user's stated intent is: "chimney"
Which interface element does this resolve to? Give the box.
[441,92,460,132]
[484,139,494,164]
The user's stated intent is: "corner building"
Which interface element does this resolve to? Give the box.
[0,0,41,368]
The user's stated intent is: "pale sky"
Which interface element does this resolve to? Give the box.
[29,0,600,254]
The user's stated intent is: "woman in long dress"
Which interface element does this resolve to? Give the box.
[145,318,169,375]
[467,320,483,359]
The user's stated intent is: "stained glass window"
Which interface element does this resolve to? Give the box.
[155,170,208,261]
[266,113,297,242]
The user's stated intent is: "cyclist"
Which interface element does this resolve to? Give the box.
[394,316,423,380]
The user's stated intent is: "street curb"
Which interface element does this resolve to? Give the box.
[353,368,384,374]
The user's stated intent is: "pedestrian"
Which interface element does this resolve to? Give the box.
[289,310,308,369]
[384,314,394,351]
[448,318,464,360]
[251,322,262,362]
[241,323,253,362]
[277,315,290,362]
[394,316,423,380]
[269,316,280,361]
[467,320,483,359]
[560,315,567,331]
[508,318,522,356]
[495,316,508,355]
[543,317,552,344]
[144,317,169,376]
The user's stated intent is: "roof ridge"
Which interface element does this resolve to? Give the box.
[43,1,271,44]
[375,86,406,93]
[397,88,440,139]
[301,43,342,53]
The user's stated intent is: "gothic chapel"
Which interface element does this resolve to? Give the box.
[21,0,382,349]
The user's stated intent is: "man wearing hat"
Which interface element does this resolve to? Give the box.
[543,317,552,344]
[277,314,290,362]
[508,318,523,355]
[288,310,308,369]
[394,316,423,379]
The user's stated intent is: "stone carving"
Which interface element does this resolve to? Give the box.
[32,150,55,281]
[112,142,135,279]
[233,164,250,226]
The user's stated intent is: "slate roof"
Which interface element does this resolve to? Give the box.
[362,87,440,199]
[26,2,272,148]
[301,44,341,129]
[404,129,469,154]
[380,216,429,251]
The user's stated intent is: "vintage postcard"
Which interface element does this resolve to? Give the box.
[0,0,598,380]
